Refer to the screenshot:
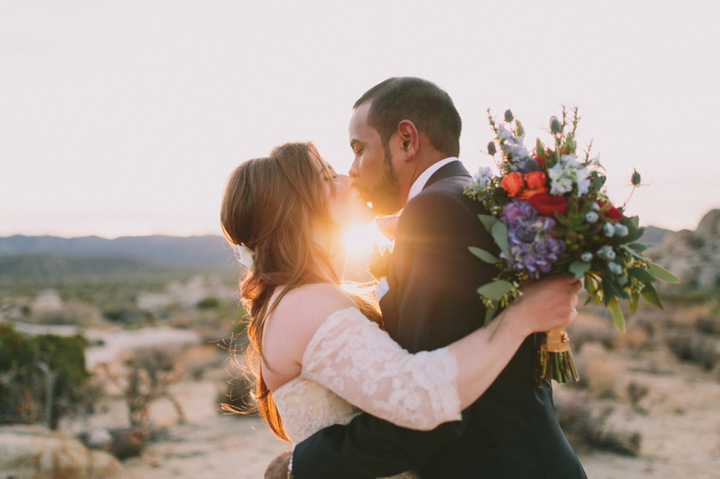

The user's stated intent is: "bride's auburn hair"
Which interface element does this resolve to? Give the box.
[220,142,345,441]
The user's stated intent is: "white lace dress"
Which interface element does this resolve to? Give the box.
[273,307,462,479]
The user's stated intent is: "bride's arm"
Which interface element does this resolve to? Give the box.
[300,275,580,431]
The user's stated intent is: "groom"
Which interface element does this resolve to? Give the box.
[266,77,587,478]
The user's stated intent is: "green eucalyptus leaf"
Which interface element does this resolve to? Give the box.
[629,291,640,315]
[641,281,664,309]
[621,244,646,260]
[607,298,626,332]
[569,261,591,279]
[648,262,681,284]
[491,221,510,255]
[477,280,515,300]
[602,268,629,300]
[628,243,648,253]
[477,214,498,233]
[469,246,500,264]
[628,267,656,283]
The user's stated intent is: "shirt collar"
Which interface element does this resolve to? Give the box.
[406,157,459,203]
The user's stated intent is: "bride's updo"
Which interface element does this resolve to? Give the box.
[221,142,341,440]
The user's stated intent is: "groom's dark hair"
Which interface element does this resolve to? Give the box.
[354,77,462,157]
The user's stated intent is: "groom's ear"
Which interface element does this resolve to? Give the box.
[397,120,419,160]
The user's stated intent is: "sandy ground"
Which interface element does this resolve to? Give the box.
[53,313,720,479]
[104,351,720,479]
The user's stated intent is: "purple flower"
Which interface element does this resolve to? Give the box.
[500,200,566,279]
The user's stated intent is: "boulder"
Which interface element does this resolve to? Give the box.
[648,209,720,290]
[0,425,121,478]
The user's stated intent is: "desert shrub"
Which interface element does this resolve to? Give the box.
[668,332,719,370]
[696,316,720,336]
[613,327,651,351]
[30,301,100,326]
[555,390,641,456]
[0,324,90,428]
[101,302,154,327]
[585,360,619,399]
[568,320,618,352]
[197,296,220,310]
[626,381,649,413]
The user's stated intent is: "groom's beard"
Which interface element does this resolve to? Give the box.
[368,145,402,216]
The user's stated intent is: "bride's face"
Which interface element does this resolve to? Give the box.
[316,157,374,228]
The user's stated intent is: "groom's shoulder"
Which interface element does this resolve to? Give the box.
[405,177,481,220]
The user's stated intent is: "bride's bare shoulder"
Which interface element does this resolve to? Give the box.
[267,283,356,347]
[273,284,354,321]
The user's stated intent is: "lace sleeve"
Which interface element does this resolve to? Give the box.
[301,307,461,431]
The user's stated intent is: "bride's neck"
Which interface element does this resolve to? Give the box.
[313,225,346,280]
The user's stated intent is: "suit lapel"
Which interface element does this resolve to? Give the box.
[424,160,472,190]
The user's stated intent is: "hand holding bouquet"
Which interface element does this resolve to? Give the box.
[465,107,680,384]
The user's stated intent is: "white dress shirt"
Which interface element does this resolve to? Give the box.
[406,157,460,203]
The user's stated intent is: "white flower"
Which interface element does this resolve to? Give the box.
[236,245,255,269]
[551,176,574,196]
[576,168,591,196]
[560,154,580,168]
[473,166,493,184]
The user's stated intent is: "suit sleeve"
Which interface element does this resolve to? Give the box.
[292,188,500,478]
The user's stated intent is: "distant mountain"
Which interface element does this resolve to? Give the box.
[0,253,178,279]
[640,225,673,247]
[0,235,236,268]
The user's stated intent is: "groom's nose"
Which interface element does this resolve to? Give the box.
[349,157,359,179]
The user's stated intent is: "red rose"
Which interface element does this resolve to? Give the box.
[500,172,525,197]
[529,193,569,216]
[598,201,622,221]
[519,171,548,199]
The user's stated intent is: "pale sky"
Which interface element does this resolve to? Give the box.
[1,0,718,238]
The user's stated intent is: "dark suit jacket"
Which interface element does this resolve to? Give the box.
[293,162,586,478]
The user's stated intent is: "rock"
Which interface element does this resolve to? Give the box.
[0,425,121,478]
[108,427,146,460]
[85,427,113,450]
[648,209,720,290]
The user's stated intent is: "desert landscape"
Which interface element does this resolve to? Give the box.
[1,210,719,478]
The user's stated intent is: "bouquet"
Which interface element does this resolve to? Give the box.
[464,107,680,385]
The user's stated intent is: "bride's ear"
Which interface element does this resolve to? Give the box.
[397,120,419,160]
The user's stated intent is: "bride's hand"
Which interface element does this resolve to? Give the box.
[507,275,582,337]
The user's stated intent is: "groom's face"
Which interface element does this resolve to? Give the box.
[348,102,404,215]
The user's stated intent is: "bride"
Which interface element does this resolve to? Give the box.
[220,142,580,477]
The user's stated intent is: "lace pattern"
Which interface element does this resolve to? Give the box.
[302,307,461,431]
[273,307,461,479]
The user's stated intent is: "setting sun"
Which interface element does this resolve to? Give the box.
[342,219,391,262]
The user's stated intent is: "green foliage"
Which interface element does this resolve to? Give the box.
[197,296,221,310]
[0,324,89,428]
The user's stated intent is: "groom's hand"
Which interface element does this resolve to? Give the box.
[265,450,292,479]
